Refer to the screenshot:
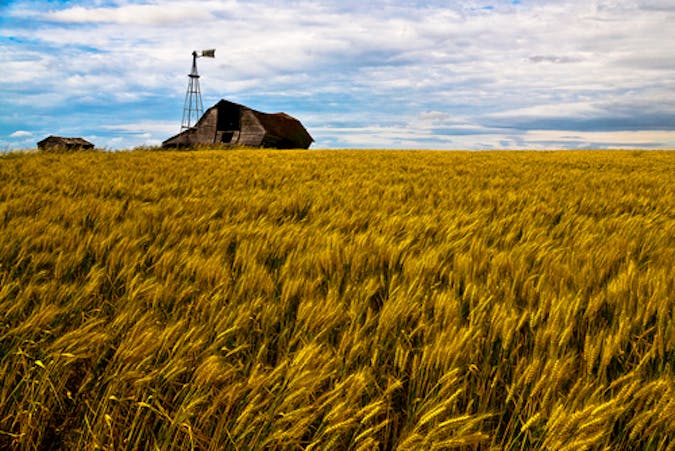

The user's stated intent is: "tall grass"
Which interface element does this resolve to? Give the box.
[1,149,673,449]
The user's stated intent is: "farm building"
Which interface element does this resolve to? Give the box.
[162,99,313,149]
[37,136,95,152]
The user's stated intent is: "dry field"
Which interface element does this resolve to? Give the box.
[0,149,673,449]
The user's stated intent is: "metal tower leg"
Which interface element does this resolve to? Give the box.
[181,51,204,131]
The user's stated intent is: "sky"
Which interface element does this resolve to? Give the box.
[1,0,674,150]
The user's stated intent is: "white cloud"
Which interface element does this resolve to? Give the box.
[488,103,602,120]
[101,121,178,135]
[44,3,217,25]
[2,0,674,149]
[9,130,33,138]
[523,130,675,148]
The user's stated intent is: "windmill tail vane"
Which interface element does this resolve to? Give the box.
[181,49,216,131]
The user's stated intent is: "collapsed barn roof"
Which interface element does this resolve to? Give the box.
[37,136,95,151]
[162,99,313,149]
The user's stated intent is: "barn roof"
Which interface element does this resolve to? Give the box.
[162,99,313,149]
[250,109,313,147]
[37,136,94,147]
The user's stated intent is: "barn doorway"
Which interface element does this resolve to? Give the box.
[217,102,240,131]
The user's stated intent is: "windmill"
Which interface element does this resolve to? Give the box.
[180,49,215,131]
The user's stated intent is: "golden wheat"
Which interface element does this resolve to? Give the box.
[0,149,673,449]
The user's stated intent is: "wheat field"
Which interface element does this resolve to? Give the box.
[0,149,673,449]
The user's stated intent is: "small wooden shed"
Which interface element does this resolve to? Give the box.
[37,136,95,152]
[162,99,313,149]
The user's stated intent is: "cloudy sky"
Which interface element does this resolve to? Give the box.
[1,0,674,150]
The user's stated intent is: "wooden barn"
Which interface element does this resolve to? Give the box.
[37,136,95,152]
[162,99,313,149]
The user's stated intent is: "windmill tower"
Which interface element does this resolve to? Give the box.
[181,49,215,131]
